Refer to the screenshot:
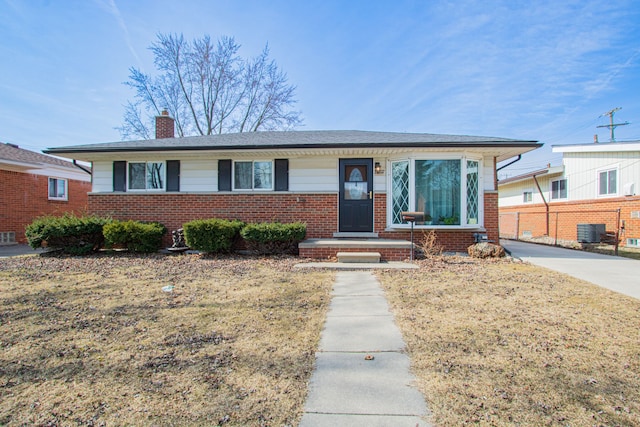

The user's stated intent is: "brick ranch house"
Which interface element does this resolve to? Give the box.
[499,139,640,248]
[45,113,540,260]
[1,142,92,244]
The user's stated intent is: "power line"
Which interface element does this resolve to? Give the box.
[597,107,630,142]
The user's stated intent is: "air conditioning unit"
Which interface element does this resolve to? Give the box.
[623,182,635,196]
[577,224,606,243]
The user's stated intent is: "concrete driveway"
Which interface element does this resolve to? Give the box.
[501,239,640,300]
[0,244,44,258]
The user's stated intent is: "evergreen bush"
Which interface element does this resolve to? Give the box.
[240,222,306,255]
[183,219,245,253]
[25,214,109,255]
[103,220,167,253]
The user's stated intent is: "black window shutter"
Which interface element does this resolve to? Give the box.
[218,159,232,191]
[166,160,180,191]
[274,159,289,191]
[113,161,126,192]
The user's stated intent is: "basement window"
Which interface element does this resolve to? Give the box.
[627,238,640,248]
[48,178,67,200]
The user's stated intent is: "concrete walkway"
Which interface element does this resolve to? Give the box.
[501,239,640,300]
[299,271,430,427]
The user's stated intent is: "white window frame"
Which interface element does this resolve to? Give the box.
[627,238,640,248]
[232,160,274,191]
[597,166,618,197]
[550,178,567,201]
[127,161,166,192]
[386,155,483,228]
[523,191,533,203]
[48,177,68,201]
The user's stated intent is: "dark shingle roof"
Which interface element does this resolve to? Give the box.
[0,142,78,169]
[45,130,540,154]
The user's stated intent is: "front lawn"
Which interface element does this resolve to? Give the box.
[3,253,639,426]
[379,257,640,426]
[0,254,333,426]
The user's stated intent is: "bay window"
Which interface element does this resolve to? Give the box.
[390,157,481,226]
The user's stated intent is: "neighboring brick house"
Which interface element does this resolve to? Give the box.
[45,113,540,260]
[0,143,92,244]
[499,140,640,247]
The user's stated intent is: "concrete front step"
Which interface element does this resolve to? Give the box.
[299,239,414,262]
[337,251,381,263]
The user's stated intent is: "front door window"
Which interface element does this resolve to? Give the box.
[345,166,368,200]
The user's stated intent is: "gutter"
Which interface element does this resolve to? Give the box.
[73,160,92,175]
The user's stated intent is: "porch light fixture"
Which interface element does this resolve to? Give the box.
[374,162,384,174]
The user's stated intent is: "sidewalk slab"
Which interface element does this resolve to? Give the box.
[303,352,427,415]
[300,271,431,426]
[299,413,428,427]
[320,314,406,352]
[328,294,390,316]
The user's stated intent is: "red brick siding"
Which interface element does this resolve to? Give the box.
[89,193,339,246]
[484,191,500,242]
[0,170,91,243]
[88,189,499,253]
[499,195,640,245]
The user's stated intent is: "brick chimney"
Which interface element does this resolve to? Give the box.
[155,110,175,139]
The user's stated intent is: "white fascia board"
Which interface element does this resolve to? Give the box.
[552,141,640,153]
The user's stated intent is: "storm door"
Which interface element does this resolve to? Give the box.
[339,158,374,232]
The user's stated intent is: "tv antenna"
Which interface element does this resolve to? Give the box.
[597,107,629,142]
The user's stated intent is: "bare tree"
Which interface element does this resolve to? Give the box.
[117,33,302,139]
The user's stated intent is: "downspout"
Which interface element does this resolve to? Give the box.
[532,173,549,236]
[496,155,522,174]
[73,160,92,175]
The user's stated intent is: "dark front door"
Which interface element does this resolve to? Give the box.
[339,158,374,232]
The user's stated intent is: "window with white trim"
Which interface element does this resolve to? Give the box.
[598,168,617,196]
[233,161,273,190]
[550,178,567,200]
[128,161,165,191]
[390,157,480,226]
[48,177,67,200]
[523,191,533,203]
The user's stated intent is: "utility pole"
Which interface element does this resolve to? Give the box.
[597,107,629,142]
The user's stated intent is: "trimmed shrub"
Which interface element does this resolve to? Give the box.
[240,222,306,255]
[183,219,245,253]
[25,214,109,255]
[103,220,167,253]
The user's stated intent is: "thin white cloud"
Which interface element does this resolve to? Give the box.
[95,0,143,68]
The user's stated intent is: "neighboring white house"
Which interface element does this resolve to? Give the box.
[499,140,640,247]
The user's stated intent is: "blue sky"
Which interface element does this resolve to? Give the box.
[1,0,639,177]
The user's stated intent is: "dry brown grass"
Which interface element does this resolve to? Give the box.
[0,254,333,427]
[378,256,640,426]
